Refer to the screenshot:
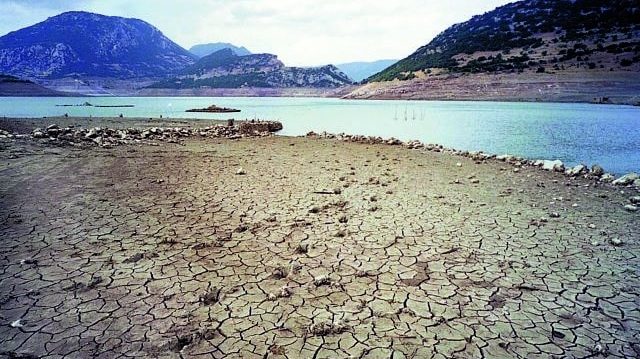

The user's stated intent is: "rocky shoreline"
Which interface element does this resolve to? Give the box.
[306,131,640,191]
[0,119,283,148]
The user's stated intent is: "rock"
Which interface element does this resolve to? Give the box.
[308,319,348,336]
[313,275,331,286]
[456,162,462,167]
[46,124,59,130]
[634,179,640,188]
[19,258,38,265]
[32,129,45,138]
[612,172,639,186]
[538,160,565,172]
[272,266,289,279]
[610,238,623,246]
[630,196,640,204]
[591,164,605,177]
[624,204,638,212]
[566,164,588,177]
[496,154,514,162]
[600,173,615,183]
[85,128,99,139]
[199,287,221,305]
[235,168,246,175]
[295,241,309,254]
[549,212,560,218]
[10,319,23,328]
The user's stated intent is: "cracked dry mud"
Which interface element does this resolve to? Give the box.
[0,135,638,358]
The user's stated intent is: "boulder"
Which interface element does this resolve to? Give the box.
[591,164,605,177]
[612,172,639,186]
[566,164,588,177]
[539,160,565,172]
[32,129,45,138]
[624,204,638,212]
[496,154,514,162]
[600,173,615,183]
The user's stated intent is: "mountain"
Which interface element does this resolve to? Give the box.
[0,74,71,96]
[336,60,397,82]
[189,43,252,58]
[0,11,196,79]
[149,48,353,89]
[368,0,640,82]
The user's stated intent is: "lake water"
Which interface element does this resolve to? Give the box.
[1,96,639,175]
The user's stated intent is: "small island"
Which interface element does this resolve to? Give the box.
[186,104,240,113]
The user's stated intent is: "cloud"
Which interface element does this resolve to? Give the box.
[0,0,515,66]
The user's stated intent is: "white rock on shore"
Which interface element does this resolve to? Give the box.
[612,172,639,186]
[600,173,615,183]
[535,160,565,172]
[566,164,588,177]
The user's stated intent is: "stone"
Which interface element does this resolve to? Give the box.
[308,320,348,336]
[296,241,309,254]
[566,164,588,177]
[591,164,605,177]
[496,154,514,162]
[612,172,639,186]
[630,196,640,204]
[10,319,23,328]
[538,160,565,172]
[600,173,615,183]
[610,238,623,246]
[236,168,246,175]
[313,275,331,286]
[32,129,45,138]
[624,204,638,212]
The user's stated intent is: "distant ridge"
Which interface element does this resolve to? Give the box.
[0,11,196,79]
[189,43,252,58]
[149,48,353,89]
[336,60,398,82]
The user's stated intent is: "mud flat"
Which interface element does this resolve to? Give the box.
[0,117,638,358]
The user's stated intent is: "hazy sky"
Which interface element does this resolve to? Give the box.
[0,0,515,66]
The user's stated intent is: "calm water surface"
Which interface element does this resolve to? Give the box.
[1,96,639,174]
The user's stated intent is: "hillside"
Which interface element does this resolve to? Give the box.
[189,42,252,58]
[149,48,353,89]
[0,74,71,96]
[368,0,640,82]
[0,11,196,79]
[336,59,398,82]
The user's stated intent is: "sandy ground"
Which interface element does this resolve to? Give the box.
[0,121,639,358]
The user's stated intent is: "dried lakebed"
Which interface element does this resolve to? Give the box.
[0,126,639,358]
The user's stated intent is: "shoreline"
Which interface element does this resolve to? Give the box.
[1,115,639,177]
[2,93,639,108]
[0,118,638,358]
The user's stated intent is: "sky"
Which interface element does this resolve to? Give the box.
[0,0,515,66]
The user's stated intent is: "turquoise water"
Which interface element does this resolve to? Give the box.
[1,96,639,174]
